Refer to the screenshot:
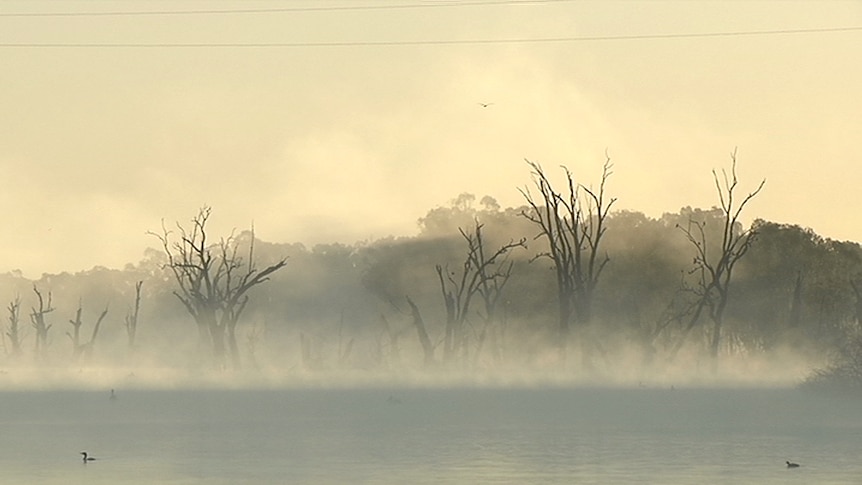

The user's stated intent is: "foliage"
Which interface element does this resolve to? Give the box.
[1,194,861,380]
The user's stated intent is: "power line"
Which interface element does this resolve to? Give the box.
[0,0,577,17]
[1,26,860,48]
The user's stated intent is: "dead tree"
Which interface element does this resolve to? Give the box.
[214,231,285,370]
[81,307,109,360]
[125,281,143,349]
[519,156,615,362]
[67,301,84,353]
[469,225,524,365]
[675,149,765,364]
[67,302,108,360]
[436,264,460,363]
[151,207,287,369]
[406,295,435,366]
[377,314,402,367]
[642,273,710,364]
[436,221,525,365]
[6,297,22,357]
[30,286,54,359]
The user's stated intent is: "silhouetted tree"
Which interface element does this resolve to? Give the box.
[151,207,287,369]
[436,220,525,365]
[5,297,22,357]
[125,281,143,350]
[67,301,108,361]
[520,156,615,362]
[377,313,402,367]
[675,149,765,365]
[30,286,54,359]
[406,295,435,366]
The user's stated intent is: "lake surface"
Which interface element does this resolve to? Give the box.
[0,386,859,484]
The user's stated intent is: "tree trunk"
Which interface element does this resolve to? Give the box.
[710,319,722,360]
[558,293,573,363]
[197,322,210,348]
[406,296,434,366]
[199,307,226,368]
[209,323,227,368]
[710,295,729,366]
[379,314,401,365]
[227,323,241,370]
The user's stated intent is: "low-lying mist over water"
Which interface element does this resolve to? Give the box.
[0,342,824,392]
[2,1,860,483]
[0,200,855,393]
[0,186,855,485]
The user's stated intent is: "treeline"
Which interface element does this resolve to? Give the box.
[0,196,860,380]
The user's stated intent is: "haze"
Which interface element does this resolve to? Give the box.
[1,0,860,278]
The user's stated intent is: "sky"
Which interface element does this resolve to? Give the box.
[0,0,860,278]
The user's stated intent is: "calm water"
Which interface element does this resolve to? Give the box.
[0,386,860,484]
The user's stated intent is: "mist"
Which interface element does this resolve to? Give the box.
[3,3,861,483]
[0,197,852,394]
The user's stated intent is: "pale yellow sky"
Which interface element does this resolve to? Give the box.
[0,0,860,277]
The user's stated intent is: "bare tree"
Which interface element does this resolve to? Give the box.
[67,301,84,353]
[125,281,143,350]
[30,286,54,359]
[67,302,109,361]
[435,220,525,365]
[81,307,108,361]
[5,297,22,357]
[377,313,403,367]
[150,207,287,369]
[519,156,615,362]
[675,149,765,364]
[406,295,435,366]
[638,279,699,364]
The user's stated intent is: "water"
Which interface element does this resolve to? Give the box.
[0,386,860,484]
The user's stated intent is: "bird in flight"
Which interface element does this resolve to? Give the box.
[478,102,494,108]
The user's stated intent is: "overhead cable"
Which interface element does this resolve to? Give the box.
[0,0,577,17]
[1,26,860,48]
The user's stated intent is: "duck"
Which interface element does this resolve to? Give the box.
[786,461,800,468]
[81,452,96,462]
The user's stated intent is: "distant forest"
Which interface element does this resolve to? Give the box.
[1,163,861,388]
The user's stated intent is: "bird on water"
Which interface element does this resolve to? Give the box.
[81,452,96,463]
[786,461,800,468]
